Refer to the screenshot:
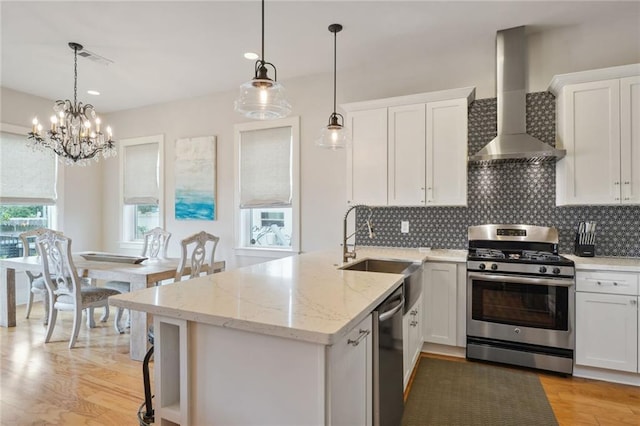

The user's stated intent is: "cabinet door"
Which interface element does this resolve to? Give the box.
[426,98,468,206]
[621,76,640,204]
[328,314,373,426]
[423,262,457,346]
[388,104,426,206]
[347,108,388,205]
[576,292,638,372]
[556,79,621,205]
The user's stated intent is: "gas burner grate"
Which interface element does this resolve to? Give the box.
[521,250,561,261]
[474,248,506,259]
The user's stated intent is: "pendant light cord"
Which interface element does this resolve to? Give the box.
[73,45,78,107]
[261,0,265,62]
[333,28,337,114]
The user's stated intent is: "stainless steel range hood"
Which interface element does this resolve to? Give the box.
[468,26,566,165]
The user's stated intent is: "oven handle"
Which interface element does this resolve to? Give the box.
[468,272,574,287]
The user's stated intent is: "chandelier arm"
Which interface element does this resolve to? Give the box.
[261,0,265,61]
[333,28,337,115]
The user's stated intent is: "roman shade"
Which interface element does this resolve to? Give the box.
[123,142,159,205]
[0,130,57,204]
[239,126,292,208]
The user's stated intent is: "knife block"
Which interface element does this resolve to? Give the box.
[574,234,595,257]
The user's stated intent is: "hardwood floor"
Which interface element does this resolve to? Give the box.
[2,304,639,425]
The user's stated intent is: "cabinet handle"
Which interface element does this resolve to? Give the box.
[613,282,618,286]
[410,320,418,327]
[631,300,637,306]
[615,197,620,201]
[624,181,630,185]
[614,181,620,185]
[597,281,602,285]
[348,329,370,346]
[410,309,418,316]
[624,197,630,200]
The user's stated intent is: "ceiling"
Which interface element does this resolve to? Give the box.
[2,1,638,113]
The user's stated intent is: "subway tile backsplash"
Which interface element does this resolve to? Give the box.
[357,92,640,257]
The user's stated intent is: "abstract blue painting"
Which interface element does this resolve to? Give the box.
[175,136,216,220]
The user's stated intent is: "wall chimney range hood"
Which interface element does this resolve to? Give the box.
[468,26,566,165]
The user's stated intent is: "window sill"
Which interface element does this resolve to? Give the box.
[234,247,299,259]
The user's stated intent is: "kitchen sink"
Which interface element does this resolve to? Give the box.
[340,258,415,274]
[340,258,422,314]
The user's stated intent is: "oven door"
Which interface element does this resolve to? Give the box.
[467,272,575,350]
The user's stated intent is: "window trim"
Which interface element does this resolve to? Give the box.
[233,117,300,258]
[118,134,164,249]
[0,123,63,231]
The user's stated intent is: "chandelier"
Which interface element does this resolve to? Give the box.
[315,24,350,149]
[28,42,115,166]
[234,0,291,120]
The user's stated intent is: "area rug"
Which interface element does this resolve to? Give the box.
[402,357,558,426]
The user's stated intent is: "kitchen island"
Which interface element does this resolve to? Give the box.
[110,249,432,426]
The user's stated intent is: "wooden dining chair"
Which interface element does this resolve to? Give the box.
[105,227,172,333]
[174,230,220,281]
[36,229,121,349]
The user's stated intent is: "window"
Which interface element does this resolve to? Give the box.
[119,135,164,247]
[234,117,299,256]
[0,124,59,258]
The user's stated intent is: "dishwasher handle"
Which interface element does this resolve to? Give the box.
[378,295,405,322]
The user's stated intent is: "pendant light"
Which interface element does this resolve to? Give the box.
[234,0,291,120]
[315,23,350,150]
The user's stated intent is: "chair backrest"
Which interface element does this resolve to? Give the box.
[36,230,82,301]
[141,227,171,259]
[19,228,58,257]
[175,231,220,282]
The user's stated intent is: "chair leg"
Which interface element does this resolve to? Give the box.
[114,307,125,334]
[43,293,49,326]
[25,288,35,319]
[87,308,96,328]
[100,304,109,322]
[44,308,57,343]
[69,306,82,349]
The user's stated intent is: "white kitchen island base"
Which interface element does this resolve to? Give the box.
[154,314,373,426]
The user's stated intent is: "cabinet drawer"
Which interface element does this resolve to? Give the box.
[576,271,639,295]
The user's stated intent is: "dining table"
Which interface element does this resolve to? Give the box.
[0,254,225,361]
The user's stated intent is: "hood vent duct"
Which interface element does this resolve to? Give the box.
[468,26,566,166]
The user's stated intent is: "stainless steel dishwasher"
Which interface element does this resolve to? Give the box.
[373,284,405,426]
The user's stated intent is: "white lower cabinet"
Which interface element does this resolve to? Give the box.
[403,293,423,389]
[328,314,373,426]
[423,262,458,346]
[575,271,639,374]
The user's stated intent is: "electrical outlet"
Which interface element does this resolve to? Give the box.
[401,220,409,233]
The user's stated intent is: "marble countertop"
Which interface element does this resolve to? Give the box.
[110,247,466,346]
[564,255,640,273]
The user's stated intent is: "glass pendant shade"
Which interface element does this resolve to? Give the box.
[235,76,291,120]
[316,114,351,150]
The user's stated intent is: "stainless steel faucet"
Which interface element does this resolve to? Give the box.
[343,204,375,263]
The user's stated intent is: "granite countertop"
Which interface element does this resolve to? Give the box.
[110,247,466,346]
[564,254,640,273]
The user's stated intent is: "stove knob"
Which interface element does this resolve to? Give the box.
[479,263,486,270]
[539,266,547,274]
[490,264,498,271]
[552,267,561,275]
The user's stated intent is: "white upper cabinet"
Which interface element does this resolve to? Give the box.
[343,87,475,207]
[550,64,640,205]
[346,108,388,206]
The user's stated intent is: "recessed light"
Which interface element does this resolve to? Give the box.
[244,52,259,60]
[87,90,100,96]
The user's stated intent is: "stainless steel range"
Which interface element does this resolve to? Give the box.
[466,224,575,375]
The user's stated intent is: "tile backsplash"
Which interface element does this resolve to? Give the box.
[356,92,640,257]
